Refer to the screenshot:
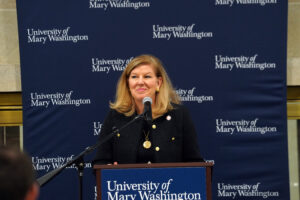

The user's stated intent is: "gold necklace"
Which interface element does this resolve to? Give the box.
[143,131,151,149]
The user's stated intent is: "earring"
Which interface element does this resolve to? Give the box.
[156,87,160,92]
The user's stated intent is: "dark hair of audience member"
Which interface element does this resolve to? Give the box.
[0,146,36,200]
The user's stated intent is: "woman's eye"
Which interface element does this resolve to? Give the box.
[131,75,137,79]
[145,75,151,78]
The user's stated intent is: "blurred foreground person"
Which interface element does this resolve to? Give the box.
[0,146,39,200]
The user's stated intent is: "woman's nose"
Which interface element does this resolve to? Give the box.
[137,77,144,84]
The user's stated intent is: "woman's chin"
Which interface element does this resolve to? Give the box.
[133,95,152,102]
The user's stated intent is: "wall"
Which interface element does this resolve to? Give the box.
[287,0,300,85]
[0,0,20,92]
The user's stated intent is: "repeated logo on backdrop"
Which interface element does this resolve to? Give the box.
[217,182,280,199]
[32,155,92,172]
[30,91,91,108]
[93,121,102,136]
[215,55,277,71]
[216,118,278,135]
[89,0,151,10]
[27,27,88,44]
[215,0,277,6]
[176,87,214,104]
[92,57,134,73]
[152,24,213,40]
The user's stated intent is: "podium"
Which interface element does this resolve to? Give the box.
[94,162,213,200]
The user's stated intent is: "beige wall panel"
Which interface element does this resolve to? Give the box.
[0,0,16,9]
[287,60,300,86]
[287,3,300,85]
[287,120,300,200]
[0,9,20,65]
[0,7,21,92]
[0,64,21,91]
[288,3,300,58]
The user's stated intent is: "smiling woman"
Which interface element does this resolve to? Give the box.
[92,54,204,165]
[127,64,162,114]
[109,54,180,119]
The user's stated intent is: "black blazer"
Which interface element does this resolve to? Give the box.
[93,104,204,164]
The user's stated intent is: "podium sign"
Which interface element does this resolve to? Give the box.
[95,162,213,200]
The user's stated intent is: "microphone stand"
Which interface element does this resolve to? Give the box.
[36,114,144,200]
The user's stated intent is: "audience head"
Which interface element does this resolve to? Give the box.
[0,146,39,200]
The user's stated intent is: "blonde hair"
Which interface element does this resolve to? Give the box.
[110,54,181,119]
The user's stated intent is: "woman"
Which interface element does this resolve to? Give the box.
[93,54,204,164]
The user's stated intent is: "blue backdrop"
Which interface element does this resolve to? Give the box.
[16,1,289,199]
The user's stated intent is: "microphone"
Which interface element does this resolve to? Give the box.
[142,97,152,124]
